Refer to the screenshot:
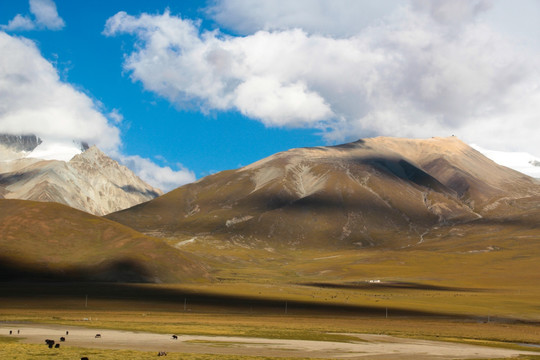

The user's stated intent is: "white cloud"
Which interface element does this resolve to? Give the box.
[206,0,401,37]
[30,0,65,30]
[104,12,333,127]
[1,0,64,31]
[2,14,36,32]
[234,76,332,126]
[119,155,196,192]
[104,4,540,157]
[0,31,193,191]
[411,0,493,25]
[108,109,124,124]
[0,32,120,152]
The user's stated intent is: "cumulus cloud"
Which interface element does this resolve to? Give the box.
[0,32,119,151]
[104,3,540,156]
[120,155,196,192]
[30,0,65,29]
[104,12,333,127]
[206,0,402,37]
[2,14,36,32]
[1,0,65,31]
[0,31,194,191]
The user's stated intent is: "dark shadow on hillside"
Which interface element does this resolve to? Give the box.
[0,281,475,318]
[237,155,455,214]
[473,217,540,228]
[0,281,537,325]
[0,256,153,283]
[0,169,40,186]
[120,185,160,198]
[298,281,487,292]
[330,139,367,149]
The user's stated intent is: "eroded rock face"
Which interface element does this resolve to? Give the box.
[0,134,42,153]
[0,140,162,215]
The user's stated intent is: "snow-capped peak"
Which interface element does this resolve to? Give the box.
[29,139,89,162]
[471,144,540,179]
[0,134,90,162]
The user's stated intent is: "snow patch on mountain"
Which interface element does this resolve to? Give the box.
[472,144,540,179]
[29,139,89,161]
[0,134,88,162]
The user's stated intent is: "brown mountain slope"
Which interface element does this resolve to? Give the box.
[107,136,539,249]
[0,199,209,283]
[372,137,539,210]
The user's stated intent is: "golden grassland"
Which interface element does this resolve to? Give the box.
[1,307,540,344]
[2,199,540,359]
[1,249,540,344]
[168,232,540,320]
[1,308,540,360]
[0,338,314,360]
[2,232,539,339]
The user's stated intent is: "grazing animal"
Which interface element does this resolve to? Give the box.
[48,343,53,348]
[81,357,89,360]
[95,334,101,338]
[158,351,168,356]
[9,330,12,335]
[60,337,65,342]
[66,331,69,335]
[45,339,55,346]
[54,343,60,348]
[171,335,178,340]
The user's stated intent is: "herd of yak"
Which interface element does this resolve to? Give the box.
[7,329,180,357]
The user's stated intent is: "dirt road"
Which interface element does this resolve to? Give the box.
[1,323,538,359]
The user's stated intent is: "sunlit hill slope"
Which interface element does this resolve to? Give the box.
[107,136,540,249]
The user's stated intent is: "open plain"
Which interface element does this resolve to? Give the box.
[1,323,539,359]
[1,275,540,360]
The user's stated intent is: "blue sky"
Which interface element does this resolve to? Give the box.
[1,0,539,190]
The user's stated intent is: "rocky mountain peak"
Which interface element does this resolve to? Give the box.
[0,140,163,215]
[70,145,111,165]
[0,134,42,153]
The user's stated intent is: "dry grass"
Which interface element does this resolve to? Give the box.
[0,199,209,283]
[1,242,540,360]
[1,293,540,345]
[2,227,539,345]
[0,340,314,360]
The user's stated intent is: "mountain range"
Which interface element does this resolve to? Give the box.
[107,136,540,249]
[1,135,539,284]
[0,134,162,215]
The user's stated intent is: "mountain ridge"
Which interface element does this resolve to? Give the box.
[107,136,539,249]
[0,134,162,215]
